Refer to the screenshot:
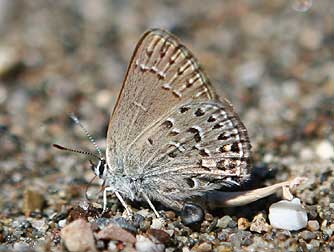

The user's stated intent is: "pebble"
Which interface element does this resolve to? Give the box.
[215,243,233,252]
[181,203,204,226]
[31,219,48,233]
[58,219,67,228]
[235,60,264,87]
[230,231,253,247]
[307,220,320,231]
[79,200,90,211]
[217,216,233,229]
[250,213,271,233]
[193,242,212,252]
[0,45,21,78]
[108,241,117,251]
[299,230,316,241]
[111,217,137,233]
[94,217,113,230]
[315,141,334,160]
[12,217,31,229]
[13,242,30,252]
[0,85,7,104]
[151,218,165,229]
[136,209,151,218]
[268,198,308,231]
[60,219,96,252]
[164,211,176,219]
[299,27,322,50]
[132,214,145,228]
[276,230,291,241]
[23,189,45,216]
[96,224,136,244]
[147,229,170,244]
[237,217,250,230]
[136,235,165,252]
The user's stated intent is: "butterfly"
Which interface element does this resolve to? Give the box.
[55,29,255,218]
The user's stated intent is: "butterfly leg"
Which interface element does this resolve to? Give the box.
[142,192,160,218]
[102,186,113,214]
[115,191,133,217]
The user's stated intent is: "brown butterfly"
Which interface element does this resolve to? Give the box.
[55,29,302,218]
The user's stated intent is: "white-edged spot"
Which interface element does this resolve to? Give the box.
[133,101,147,112]
[162,83,171,90]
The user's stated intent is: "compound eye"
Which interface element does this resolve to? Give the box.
[98,160,105,176]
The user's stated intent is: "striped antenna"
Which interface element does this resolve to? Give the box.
[69,113,103,159]
[52,144,101,160]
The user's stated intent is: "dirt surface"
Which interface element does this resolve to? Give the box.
[0,1,333,251]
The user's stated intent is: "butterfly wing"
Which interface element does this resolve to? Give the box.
[106,29,252,210]
[107,29,217,172]
[129,100,252,210]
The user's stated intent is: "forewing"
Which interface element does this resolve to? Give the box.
[106,29,216,172]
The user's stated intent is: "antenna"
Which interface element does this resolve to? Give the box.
[52,144,101,160]
[69,113,103,159]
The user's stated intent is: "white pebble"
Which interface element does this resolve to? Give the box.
[269,198,308,231]
[136,235,164,252]
[316,140,334,160]
[151,218,164,229]
[58,219,67,228]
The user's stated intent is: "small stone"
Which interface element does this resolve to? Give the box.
[96,224,136,244]
[299,230,316,241]
[217,216,233,229]
[136,209,151,218]
[276,230,291,241]
[182,247,191,252]
[13,242,30,252]
[307,220,320,231]
[108,241,117,251]
[147,229,170,244]
[181,203,204,226]
[110,217,137,233]
[231,231,253,247]
[194,242,212,252]
[237,217,250,230]
[23,189,45,216]
[204,213,214,221]
[215,243,233,252]
[268,198,308,231]
[12,218,31,229]
[151,218,164,229]
[96,240,105,250]
[31,219,48,233]
[61,219,96,252]
[250,213,271,233]
[136,235,165,252]
[94,217,113,230]
[164,211,176,219]
[217,230,229,241]
[315,140,334,160]
[132,214,145,228]
[0,45,21,78]
[96,90,112,109]
[79,200,90,211]
[235,60,264,87]
[58,219,67,228]
[67,206,87,222]
[299,27,322,50]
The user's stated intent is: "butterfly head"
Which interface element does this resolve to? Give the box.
[91,159,108,178]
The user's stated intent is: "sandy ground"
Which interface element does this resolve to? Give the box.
[0,1,333,251]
